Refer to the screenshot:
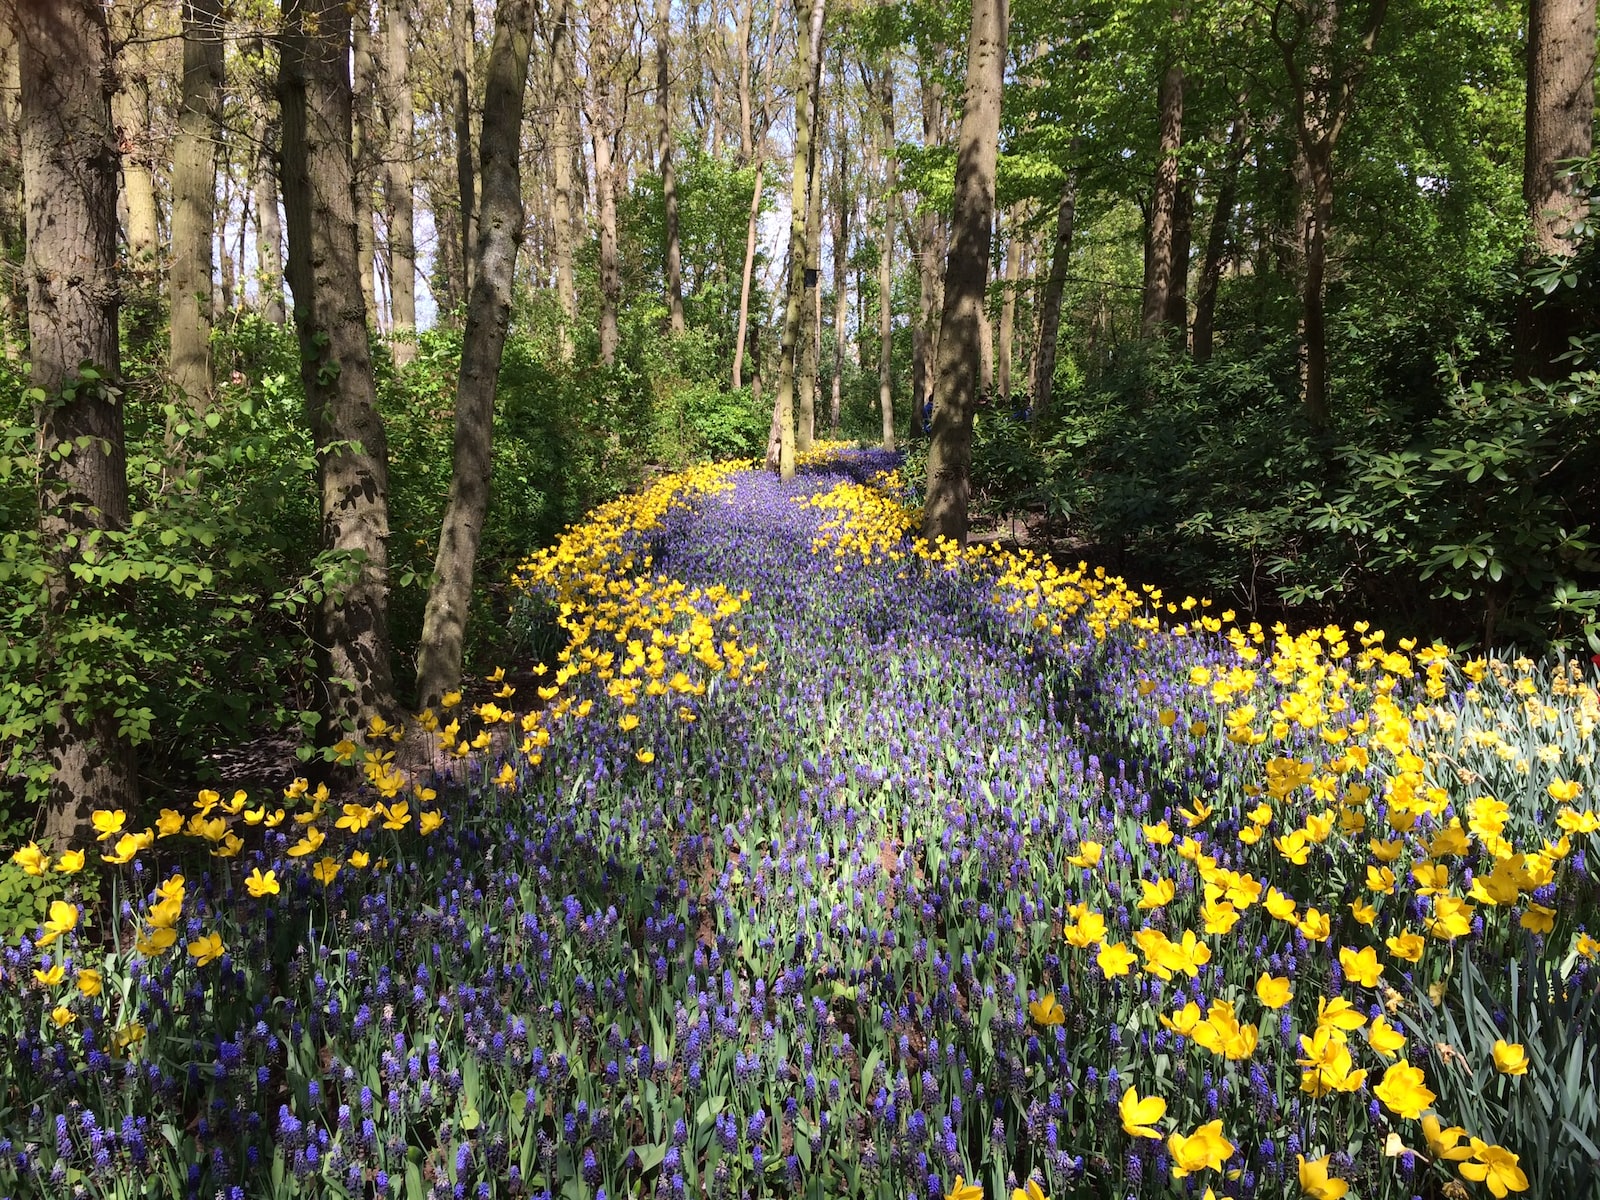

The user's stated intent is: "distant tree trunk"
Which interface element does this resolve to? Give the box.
[549,0,578,358]
[109,0,161,359]
[736,0,754,160]
[1192,119,1242,362]
[248,56,288,325]
[381,0,416,365]
[1273,0,1387,425]
[797,81,824,453]
[1030,172,1075,419]
[875,62,896,450]
[770,0,825,479]
[1141,63,1184,339]
[923,0,1007,544]
[415,0,534,706]
[915,60,947,423]
[829,124,850,436]
[279,0,399,728]
[453,0,476,307]
[732,162,764,387]
[1517,0,1596,375]
[656,0,685,333]
[1166,170,1193,331]
[170,0,223,412]
[19,0,138,846]
[997,203,1021,400]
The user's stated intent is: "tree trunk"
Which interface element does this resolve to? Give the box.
[736,0,754,161]
[1192,118,1242,363]
[997,203,1020,401]
[19,0,138,846]
[550,0,578,358]
[1517,0,1596,375]
[1141,62,1184,339]
[923,0,1007,544]
[1031,173,1075,418]
[170,0,223,411]
[381,0,416,364]
[829,115,850,437]
[352,4,380,330]
[453,0,476,307]
[109,0,162,359]
[770,0,825,479]
[279,0,399,730]
[0,19,24,360]
[915,59,947,423]
[1296,139,1333,425]
[797,79,824,453]
[732,161,764,387]
[248,56,288,325]
[1525,0,1596,254]
[656,0,685,333]
[874,60,896,450]
[1166,170,1193,332]
[415,0,535,707]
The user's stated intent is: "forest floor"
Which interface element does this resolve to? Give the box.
[5,446,1594,1199]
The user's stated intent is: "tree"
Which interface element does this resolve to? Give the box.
[657,0,686,333]
[587,0,624,366]
[1192,115,1243,362]
[770,0,825,480]
[415,0,536,707]
[109,0,163,358]
[1141,61,1185,339]
[922,0,1007,543]
[1029,173,1074,417]
[1270,0,1389,426]
[170,0,223,412]
[17,0,138,845]
[548,0,580,358]
[0,16,22,359]
[1517,0,1595,375]
[279,0,399,728]
[245,38,288,325]
[453,0,476,305]
[381,0,417,365]
[996,202,1021,400]
[875,57,896,449]
[797,69,825,452]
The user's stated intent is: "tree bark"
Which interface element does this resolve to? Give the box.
[549,0,579,358]
[170,0,223,411]
[415,0,535,706]
[732,161,764,387]
[1141,62,1184,339]
[19,0,138,846]
[1030,174,1075,419]
[828,111,850,437]
[770,0,825,479]
[1525,0,1596,254]
[109,0,161,359]
[1517,0,1596,375]
[997,203,1021,400]
[656,0,685,333]
[1166,170,1193,331]
[279,0,399,730]
[381,0,416,364]
[1192,118,1242,362]
[736,0,754,161]
[923,0,1007,544]
[352,3,380,331]
[0,18,24,360]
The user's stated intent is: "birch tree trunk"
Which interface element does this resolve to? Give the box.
[170,0,223,411]
[279,0,399,729]
[770,0,825,479]
[415,0,535,706]
[656,0,685,332]
[19,0,139,846]
[381,0,416,365]
[923,0,1007,544]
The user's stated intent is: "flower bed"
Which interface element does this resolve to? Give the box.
[5,448,1598,1199]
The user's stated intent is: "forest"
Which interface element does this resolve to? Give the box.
[3,0,1600,1197]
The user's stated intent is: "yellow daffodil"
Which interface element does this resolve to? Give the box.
[1491,1039,1529,1076]
[36,900,80,949]
[1255,973,1293,1009]
[1097,941,1136,978]
[1366,1015,1406,1059]
[945,1176,983,1200]
[187,932,225,966]
[1459,1142,1529,1196]
[1010,1182,1047,1200]
[53,849,85,875]
[1297,1153,1350,1200]
[1338,945,1383,987]
[419,811,444,835]
[76,968,102,997]
[1168,1120,1234,1178]
[1373,1061,1435,1119]
[1028,992,1065,1027]
[1065,840,1103,868]
[245,868,279,898]
[312,857,341,886]
[32,962,65,987]
[50,1005,75,1029]
[1138,878,1175,909]
[1420,1115,1474,1162]
[11,842,47,876]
